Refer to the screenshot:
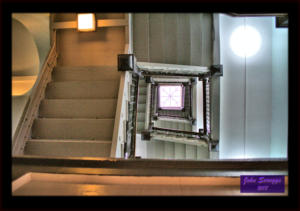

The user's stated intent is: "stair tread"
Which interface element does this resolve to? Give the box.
[36,117,115,120]
[52,66,121,81]
[28,139,112,143]
[39,99,117,118]
[25,138,112,158]
[32,118,114,140]
[46,80,119,99]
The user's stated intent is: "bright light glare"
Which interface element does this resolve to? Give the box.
[230,25,262,58]
[77,13,95,31]
[159,85,183,110]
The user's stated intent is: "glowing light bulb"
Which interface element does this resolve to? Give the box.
[230,25,262,58]
[77,13,96,32]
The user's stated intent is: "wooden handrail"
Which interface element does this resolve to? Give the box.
[12,30,57,156]
[203,78,208,135]
[137,62,209,75]
[125,74,139,158]
[151,126,206,138]
[110,13,132,158]
[144,83,151,130]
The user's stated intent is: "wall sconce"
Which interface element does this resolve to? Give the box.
[77,13,96,32]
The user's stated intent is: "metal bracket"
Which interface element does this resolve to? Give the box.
[190,78,197,85]
[199,129,205,136]
[210,64,223,77]
[118,54,134,71]
[141,130,151,141]
[145,76,154,84]
[191,118,197,126]
[198,64,223,81]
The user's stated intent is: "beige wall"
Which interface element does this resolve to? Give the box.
[13,13,50,70]
[54,13,125,66]
[12,14,50,138]
[12,18,39,76]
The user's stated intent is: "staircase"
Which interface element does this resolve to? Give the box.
[24,66,120,158]
[136,78,147,133]
[135,81,209,160]
[149,120,209,160]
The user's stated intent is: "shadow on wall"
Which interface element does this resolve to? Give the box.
[12,14,50,138]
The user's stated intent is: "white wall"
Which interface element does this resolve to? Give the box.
[271,19,288,158]
[219,15,288,159]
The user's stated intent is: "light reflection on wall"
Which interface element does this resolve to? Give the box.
[230,25,262,58]
[219,15,288,159]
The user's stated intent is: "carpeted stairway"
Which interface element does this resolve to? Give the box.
[24,66,120,158]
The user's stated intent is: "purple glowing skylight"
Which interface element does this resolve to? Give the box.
[159,85,184,110]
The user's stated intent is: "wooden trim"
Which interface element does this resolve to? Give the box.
[12,172,32,193]
[131,76,139,157]
[157,116,191,124]
[12,172,288,196]
[227,13,288,17]
[110,72,126,158]
[110,15,132,157]
[124,14,129,44]
[97,19,127,27]
[144,83,151,130]
[152,126,203,137]
[53,19,127,30]
[152,133,208,147]
[137,62,209,74]
[12,156,288,180]
[12,31,57,156]
[53,21,77,29]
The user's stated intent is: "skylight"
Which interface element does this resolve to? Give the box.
[158,84,184,110]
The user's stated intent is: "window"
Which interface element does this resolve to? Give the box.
[158,84,184,110]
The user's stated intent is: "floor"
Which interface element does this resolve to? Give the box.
[12,172,288,196]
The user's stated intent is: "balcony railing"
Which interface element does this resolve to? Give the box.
[118,54,222,157]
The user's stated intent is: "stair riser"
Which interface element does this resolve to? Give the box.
[45,81,119,99]
[52,67,121,81]
[137,104,146,112]
[32,119,114,140]
[138,87,147,95]
[39,99,117,118]
[138,95,146,104]
[137,114,145,122]
[25,140,111,157]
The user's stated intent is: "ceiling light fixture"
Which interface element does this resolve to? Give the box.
[77,13,96,32]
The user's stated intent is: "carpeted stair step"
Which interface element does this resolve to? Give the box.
[24,139,111,157]
[45,81,119,99]
[31,118,114,140]
[39,99,117,118]
[52,66,121,81]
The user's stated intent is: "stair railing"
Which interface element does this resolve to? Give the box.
[116,53,223,156]
[110,13,134,158]
[12,30,58,156]
[135,60,222,151]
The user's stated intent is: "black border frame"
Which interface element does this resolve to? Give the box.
[2,1,299,210]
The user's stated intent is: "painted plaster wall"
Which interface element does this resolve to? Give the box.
[12,14,50,138]
[271,18,288,158]
[219,15,288,159]
[54,13,125,67]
